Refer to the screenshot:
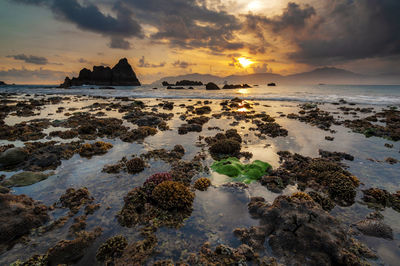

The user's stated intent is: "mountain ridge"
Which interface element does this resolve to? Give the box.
[151,67,400,85]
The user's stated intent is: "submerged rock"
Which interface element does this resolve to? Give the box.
[362,188,400,212]
[184,242,276,265]
[354,216,393,239]
[1,171,54,187]
[46,228,102,265]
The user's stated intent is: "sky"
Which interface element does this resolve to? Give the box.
[0,0,399,84]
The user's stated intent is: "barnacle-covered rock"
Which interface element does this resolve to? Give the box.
[78,141,113,158]
[194,177,211,191]
[125,157,146,174]
[59,187,94,214]
[96,235,128,263]
[142,173,173,197]
[152,181,194,210]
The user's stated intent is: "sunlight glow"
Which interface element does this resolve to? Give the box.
[247,1,263,11]
[238,57,254,68]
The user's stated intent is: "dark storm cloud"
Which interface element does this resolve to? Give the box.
[243,2,316,42]
[121,0,244,51]
[109,37,132,50]
[244,2,315,34]
[138,56,165,68]
[244,0,400,65]
[10,0,143,49]
[11,0,244,52]
[7,54,48,65]
[289,0,400,64]
[172,60,196,69]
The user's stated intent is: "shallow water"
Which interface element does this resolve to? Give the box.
[0,94,399,265]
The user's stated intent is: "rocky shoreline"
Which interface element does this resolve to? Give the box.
[0,93,399,265]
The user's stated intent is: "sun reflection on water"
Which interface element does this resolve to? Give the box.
[238,88,249,95]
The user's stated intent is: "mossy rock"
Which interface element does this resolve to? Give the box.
[211,157,271,184]
[2,171,54,187]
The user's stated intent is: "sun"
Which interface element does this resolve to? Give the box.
[247,1,263,12]
[238,57,254,68]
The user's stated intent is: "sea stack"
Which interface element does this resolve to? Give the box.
[60,58,140,88]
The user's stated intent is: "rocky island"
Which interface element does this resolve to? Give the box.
[0,81,6,86]
[60,58,140,88]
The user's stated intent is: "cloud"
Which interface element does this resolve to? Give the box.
[109,37,132,50]
[126,0,244,52]
[252,63,272,74]
[0,67,71,84]
[7,54,48,65]
[138,56,165,68]
[78,58,88,63]
[244,1,400,65]
[11,0,244,53]
[172,60,196,69]
[11,0,143,49]
[288,0,400,65]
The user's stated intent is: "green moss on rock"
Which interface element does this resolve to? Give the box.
[211,157,271,184]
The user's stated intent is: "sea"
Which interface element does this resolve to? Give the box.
[1,84,400,105]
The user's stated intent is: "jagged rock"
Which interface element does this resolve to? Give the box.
[59,58,140,87]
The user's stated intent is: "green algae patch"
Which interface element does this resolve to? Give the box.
[2,171,55,187]
[211,157,271,183]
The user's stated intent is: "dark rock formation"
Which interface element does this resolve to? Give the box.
[206,82,220,90]
[0,81,6,86]
[268,83,276,86]
[162,80,202,86]
[222,84,251,89]
[60,58,140,87]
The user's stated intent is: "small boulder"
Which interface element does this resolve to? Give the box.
[206,82,220,90]
[0,147,28,167]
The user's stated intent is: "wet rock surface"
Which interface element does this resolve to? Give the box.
[0,193,49,250]
[263,151,360,206]
[235,195,375,265]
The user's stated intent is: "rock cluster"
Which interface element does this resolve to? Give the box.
[60,58,140,87]
[234,195,376,265]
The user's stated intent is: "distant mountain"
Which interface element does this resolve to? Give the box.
[152,67,400,86]
[284,67,365,84]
